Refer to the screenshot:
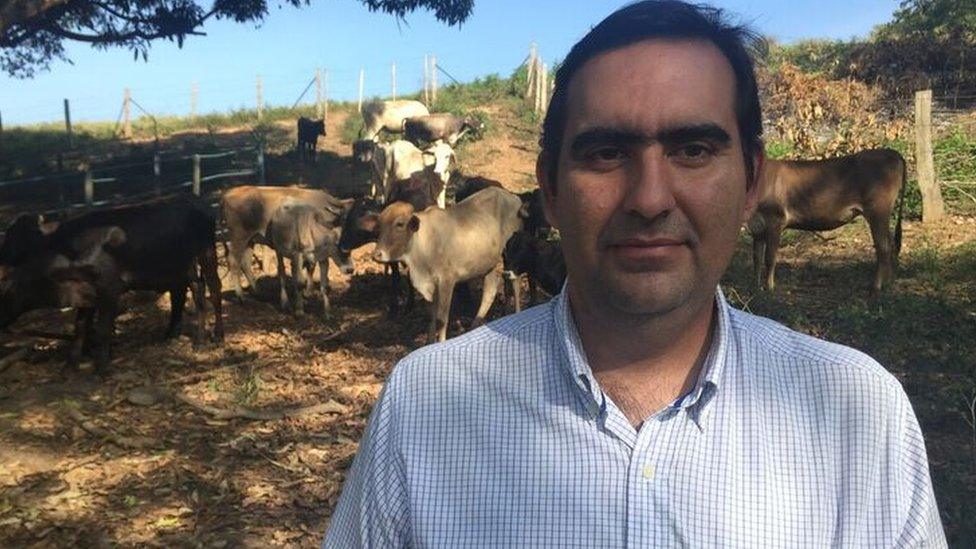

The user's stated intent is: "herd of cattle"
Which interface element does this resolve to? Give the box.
[0,98,912,375]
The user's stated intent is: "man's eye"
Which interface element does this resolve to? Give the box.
[587,146,626,162]
[672,143,713,162]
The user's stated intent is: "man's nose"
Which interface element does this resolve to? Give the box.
[622,149,677,221]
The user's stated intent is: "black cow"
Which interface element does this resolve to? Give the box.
[0,199,223,372]
[504,231,566,310]
[297,117,326,163]
[453,175,503,204]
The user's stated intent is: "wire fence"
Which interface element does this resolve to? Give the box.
[0,145,265,232]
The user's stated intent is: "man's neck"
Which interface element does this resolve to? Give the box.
[568,285,717,427]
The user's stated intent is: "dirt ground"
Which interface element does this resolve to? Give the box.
[2,112,975,547]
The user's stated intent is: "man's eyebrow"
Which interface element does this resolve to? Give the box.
[569,123,732,155]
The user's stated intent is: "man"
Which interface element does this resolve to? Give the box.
[324,1,946,547]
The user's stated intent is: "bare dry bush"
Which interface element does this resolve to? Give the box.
[759,63,910,158]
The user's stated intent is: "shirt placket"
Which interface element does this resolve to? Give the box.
[626,409,679,549]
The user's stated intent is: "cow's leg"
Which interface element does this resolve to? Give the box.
[291,253,305,316]
[472,266,502,329]
[763,225,783,291]
[318,259,332,319]
[386,263,400,318]
[68,308,94,370]
[199,247,224,342]
[238,246,264,300]
[227,237,246,300]
[91,299,118,375]
[276,251,290,312]
[865,211,894,294]
[510,272,522,313]
[304,259,316,297]
[751,232,766,290]
[166,285,187,339]
[189,278,207,344]
[431,280,456,342]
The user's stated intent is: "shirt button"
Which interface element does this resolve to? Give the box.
[642,464,655,480]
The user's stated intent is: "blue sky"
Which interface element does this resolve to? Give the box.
[0,0,899,126]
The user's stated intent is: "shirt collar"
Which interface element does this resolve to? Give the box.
[551,284,734,431]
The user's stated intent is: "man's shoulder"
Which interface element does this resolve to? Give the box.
[386,302,555,395]
[728,306,903,400]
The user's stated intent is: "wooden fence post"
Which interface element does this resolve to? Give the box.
[423,55,430,106]
[153,152,162,195]
[257,145,266,184]
[323,70,329,124]
[358,69,364,113]
[122,88,131,138]
[63,99,74,149]
[192,154,201,196]
[256,76,264,120]
[914,90,945,223]
[525,42,537,100]
[315,68,323,118]
[431,55,437,104]
[541,62,549,115]
[191,83,198,120]
[83,168,94,206]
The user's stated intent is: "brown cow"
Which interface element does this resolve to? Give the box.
[749,148,907,293]
[220,185,352,299]
[403,114,484,146]
[372,186,522,342]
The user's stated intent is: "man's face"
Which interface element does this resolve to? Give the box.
[541,38,760,318]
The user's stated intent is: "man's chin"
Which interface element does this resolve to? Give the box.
[596,274,694,318]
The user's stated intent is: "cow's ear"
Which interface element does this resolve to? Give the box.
[408,215,420,232]
[360,213,379,233]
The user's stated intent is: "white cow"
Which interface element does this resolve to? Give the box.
[369,140,455,207]
[361,100,429,141]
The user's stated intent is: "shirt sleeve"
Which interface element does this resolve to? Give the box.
[322,372,411,548]
[892,387,947,548]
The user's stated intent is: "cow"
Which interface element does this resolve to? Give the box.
[0,199,223,372]
[453,175,503,204]
[372,186,523,342]
[297,117,326,163]
[336,172,446,317]
[749,148,908,294]
[403,114,485,146]
[360,100,429,141]
[220,185,353,300]
[504,231,566,312]
[268,200,353,318]
[364,140,455,207]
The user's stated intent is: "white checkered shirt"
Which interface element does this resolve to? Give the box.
[323,287,946,548]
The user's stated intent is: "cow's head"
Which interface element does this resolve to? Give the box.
[372,201,418,264]
[517,189,551,236]
[338,197,382,253]
[422,142,456,184]
[313,118,326,136]
[352,140,376,165]
[463,116,486,135]
[0,213,57,266]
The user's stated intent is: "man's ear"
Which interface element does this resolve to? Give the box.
[536,152,559,231]
[743,147,765,223]
[408,215,420,233]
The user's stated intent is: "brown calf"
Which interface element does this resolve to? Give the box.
[220,185,351,299]
[749,148,907,293]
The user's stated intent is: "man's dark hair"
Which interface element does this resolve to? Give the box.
[539,0,764,192]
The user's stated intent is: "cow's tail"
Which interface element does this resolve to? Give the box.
[893,153,908,265]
